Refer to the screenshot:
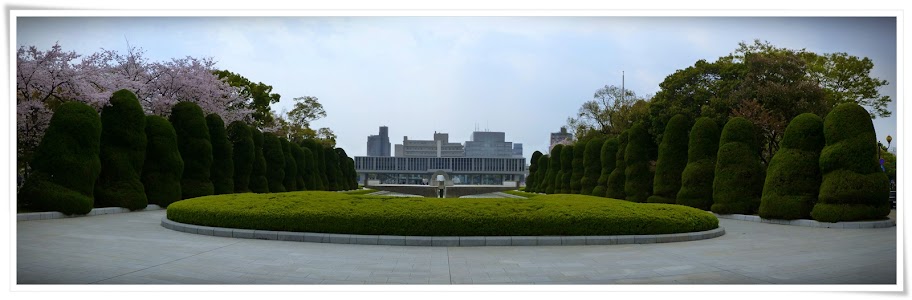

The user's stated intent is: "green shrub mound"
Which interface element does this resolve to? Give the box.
[545,145,563,194]
[528,151,544,192]
[169,101,214,199]
[207,114,234,195]
[345,157,358,190]
[712,117,764,215]
[18,102,102,215]
[648,114,690,204]
[759,113,825,220]
[290,143,308,190]
[325,147,345,191]
[625,125,653,203]
[606,131,629,199]
[570,141,586,194]
[262,132,286,193]
[336,148,357,190]
[593,138,619,198]
[167,192,719,236]
[248,127,269,193]
[141,116,184,207]
[559,145,574,194]
[281,138,298,191]
[227,121,254,193]
[812,103,890,222]
[300,139,326,190]
[677,117,721,210]
[301,147,318,191]
[580,138,605,195]
[535,155,550,193]
[94,89,148,210]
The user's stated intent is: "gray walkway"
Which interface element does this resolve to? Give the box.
[17,210,896,284]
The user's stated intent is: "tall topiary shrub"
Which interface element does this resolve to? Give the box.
[593,137,619,197]
[760,113,825,220]
[94,89,148,210]
[528,151,543,192]
[281,138,298,191]
[570,141,585,194]
[18,102,102,215]
[336,148,356,190]
[535,155,550,194]
[300,139,326,190]
[812,103,890,222]
[606,131,629,199]
[141,115,184,207]
[291,142,308,190]
[624,124,653,203]
[248,126,269,193]
[262,132,286,193]
[170,101,213,199]
[712,117,763,214]
[545,145,563,194]
[559,145,574,194]
[207,113,234,195]
[580,138,605,195]
[324,147,344,191]
[677,118,721,210]
[648,114,691,204]
[227,121,254,193]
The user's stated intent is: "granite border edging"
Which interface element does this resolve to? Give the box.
[713,213,895,229]
[160,217,725,247]
[17,205,164,221]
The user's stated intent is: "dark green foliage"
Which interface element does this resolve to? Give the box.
[262,132,286,193]
[606,131,629,199]
[248,126,269,193]
[168,192,719,236]
[528,151,544,192]
[545,145,563,194]
[94,89,148,210]
[281,138,298,191]
[301,147,318,192]
[346,157,358,190]
[760,113,825,220]
[677,117,721,210]
[335,148,357,190]
[300,139,326,190]
[559,145,574,194]
[624,125,653,203]
[169,102,214,199]
[812,103,890,222]
[18,102,102,215]
[648,114,690,204]
[570,141,585,194]
[535,156,550,194]
[206,114,234,195]
[593,138,619,198]
[580,138,605,195]
[290,143,308,190]
[227,121,254,193]
[712,117,763,214]
[324,147,344,191]
[141,116,184,207]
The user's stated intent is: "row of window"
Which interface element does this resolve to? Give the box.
[354,156,526,172]
[360,173,520,185]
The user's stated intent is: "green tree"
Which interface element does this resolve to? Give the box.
[300,146,318,191]
[624,125,653,203]
[647,114,691,204]
[227,121,254,193]
[592,138,618,197]
[545,145,563,194]
[570,141,586,194]
[760,113,825,220]
[141,116,184,207]
[290,142,308,190]
[567,84,645,137]
[300,139,326,190]
[170,102,214,199]
[262,132,286,193]
[324,147,344,191]
[527,150,543,192]
[677,117,721,210]
[281,138,298,191]
[559,145,574,194]
[213,70,281,128]
[535,155,550,194]
[606,131,629,199]
[94,90,147,210]
[207,114,234,195]
[580,138,605,195]
[712,117,764,214]
[248,126,269,193]
[335,148,356,190]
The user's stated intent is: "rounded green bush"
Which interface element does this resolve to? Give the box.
[545,145,563,194]
[625,125,653,203]
[580,138,605,195]
[535,155,550,193]
[593,137,619,198]
[336,148,357,190]
[677,117,721,210]
[712,117,763,214]
[559,144,574,194]
[167,192,719,236]
[760,113,825,220]
[606,131,629,199]
[281,138,298,191]
[94,89,148,210]
[18,101,102,215]
[141,115,184,208]
[570,141,586,194]
[812,103,890,222]
[300,139,326,190]
[248,126,269,193]
[207,114,234,195]
[227,121,254,193]
[290,142,308,190]
[323,147,343,191]
[528,151,544,192]
[300,146,318,191]
[648,114,690,204]
[169,101,214,199]
[262,132,286,193]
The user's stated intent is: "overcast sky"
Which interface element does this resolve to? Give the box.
[16,16,898,159]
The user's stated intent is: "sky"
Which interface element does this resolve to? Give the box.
[15,16,898,160]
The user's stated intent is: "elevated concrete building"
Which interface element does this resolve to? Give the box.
[366,126,391,157]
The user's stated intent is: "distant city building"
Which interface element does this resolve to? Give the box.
[395,132,466,157]
[512,143,523,157]
[366,126,391,157]
[549,127,574,153]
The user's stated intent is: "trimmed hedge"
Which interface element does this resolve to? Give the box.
[227,121,254,193]
[535,155,550,194]
[324,147,343,191]
[503,190,540,198]
[169,102,214,199]
[281,138,298,191]
[559,145,574,194]
[301,146,318,191]
[248,126,269,193]
[141,116,184,207]
[677,117,721,210]
[18,102,102,215]
[593,137,619,198]
[812,103,890,222]
[528,151,544,193]
[545,145,563,194]
[712,117,763,215]
[580,138,605,195]
[290,142,308,190]
[624,124,653,203]
[167,192,719,236]
[207,114,234,195]
[648,114,690,204]
[759,113,825,220]
[262,132,286,193]
[606,131,629,199]
[300,139,326,190]
[336,148,357,190]
[570,141,586,194]
[94,89,148,210]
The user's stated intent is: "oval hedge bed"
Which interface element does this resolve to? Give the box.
[166,192,718,236]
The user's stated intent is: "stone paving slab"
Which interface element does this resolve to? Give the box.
[713,213,896,229]
[17,205,163,221]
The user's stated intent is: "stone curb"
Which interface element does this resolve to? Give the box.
[161,217,726,247]
[17,205,164,221]
[713,213,896,229]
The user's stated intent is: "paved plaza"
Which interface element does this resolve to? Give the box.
[17,210,897,284]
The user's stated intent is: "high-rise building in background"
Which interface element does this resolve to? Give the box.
[395,132,466,157]
[549,126,573,153]
[366,126,390,157]
[512,143,523,157]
